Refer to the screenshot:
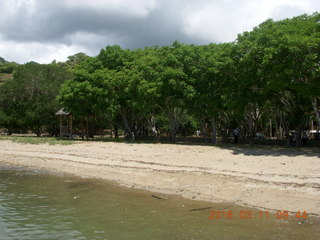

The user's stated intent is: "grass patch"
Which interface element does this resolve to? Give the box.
[0,136,75,145]
[84,137,214,146]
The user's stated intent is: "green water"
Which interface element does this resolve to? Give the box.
[0,165,319,240]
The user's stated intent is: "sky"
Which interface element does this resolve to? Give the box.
[0,0,319,63]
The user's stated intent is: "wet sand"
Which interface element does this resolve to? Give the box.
[0,140,319,214]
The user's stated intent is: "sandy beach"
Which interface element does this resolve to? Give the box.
[0,140,319,215]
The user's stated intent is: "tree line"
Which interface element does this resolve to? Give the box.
[0,13,319,145]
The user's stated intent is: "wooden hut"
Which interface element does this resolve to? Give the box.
[55,108,73,138]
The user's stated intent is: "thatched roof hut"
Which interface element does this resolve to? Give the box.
[55,108,72,138]
[55,108,70,116]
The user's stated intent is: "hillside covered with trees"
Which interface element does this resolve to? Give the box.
[0,13,319,146]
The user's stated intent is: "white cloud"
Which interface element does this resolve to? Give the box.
[181,0,318,42]
[0,37,87,63]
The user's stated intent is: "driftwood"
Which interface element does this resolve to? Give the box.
[189,207,212,212]
[151,194,163,200]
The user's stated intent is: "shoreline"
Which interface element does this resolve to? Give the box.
[0,140,319,215]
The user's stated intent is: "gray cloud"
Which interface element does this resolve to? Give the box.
[0,0,193,46]
[0,0,319,63]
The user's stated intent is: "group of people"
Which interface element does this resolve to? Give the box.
[291,132,309,147]
[197,127,311,146]
[196,128,240,143]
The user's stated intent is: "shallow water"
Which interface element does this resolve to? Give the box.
[0,165,319,240]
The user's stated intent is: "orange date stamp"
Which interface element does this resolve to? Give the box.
[208,210,308,220]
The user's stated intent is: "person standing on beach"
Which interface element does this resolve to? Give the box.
[233,128,239,144]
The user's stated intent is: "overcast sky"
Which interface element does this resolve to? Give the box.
[0,0,319,63]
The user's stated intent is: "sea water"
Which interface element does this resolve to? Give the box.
[0,165,319,240]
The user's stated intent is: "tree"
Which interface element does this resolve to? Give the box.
[235,13,320,143]
[156,41,196,141]
[65,52,91,70]
[0,62,72,136]
[0,57,6,65]
[191,43,235,143]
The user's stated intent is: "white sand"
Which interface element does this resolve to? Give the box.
[0,140,319,214]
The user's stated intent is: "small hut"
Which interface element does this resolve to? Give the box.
[55,108,73,138]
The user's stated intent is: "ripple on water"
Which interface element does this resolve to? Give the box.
[0,165,319,240]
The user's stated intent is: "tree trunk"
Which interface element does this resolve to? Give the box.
[211,118,217,144]
[168,108,177,142]
[59,115,63,138]
[269,119,272,138]
[114,124,119,138]
[248,116,254,138]
[7,128,13,135]
[294,128,302,147]
[35,127,41,137]
[49,123,56,137]
[200,119,207,142]
[148,115,158,140]
[221,129,228,143]
[246,106,260,140]
[279,112,289,138]
[86,115,89,139]
[275,119,279,139]
[120,109,133,140]
[91,115,95,139]
[311,97,320,138]
[279,113,290,146]
[36,131,41,137]
[81,116,84,139]
[70,115,73,139]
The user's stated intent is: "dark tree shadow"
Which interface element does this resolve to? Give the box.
[214,144,320,157]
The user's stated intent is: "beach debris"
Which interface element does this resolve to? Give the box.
[151,194,163,200]
[281,163,286,165]
[189,207,212,212]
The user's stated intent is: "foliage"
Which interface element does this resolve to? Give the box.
[1,13,319,145]
[0,62,72,136]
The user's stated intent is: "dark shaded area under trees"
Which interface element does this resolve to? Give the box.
[0,13,319,147]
